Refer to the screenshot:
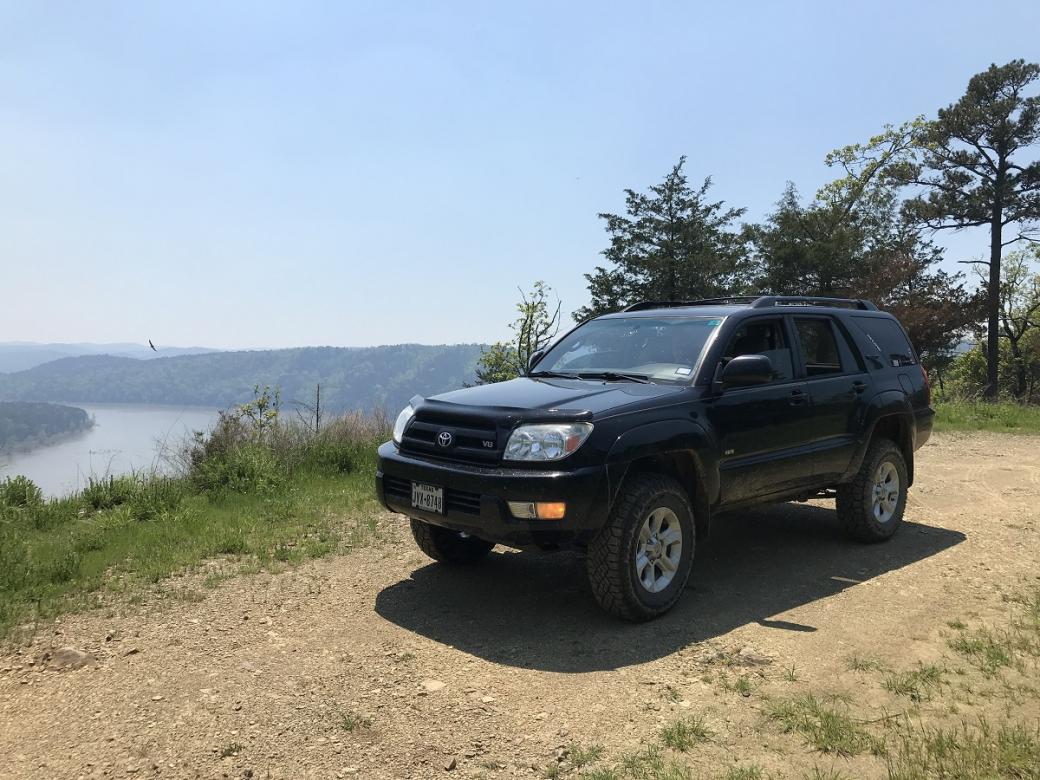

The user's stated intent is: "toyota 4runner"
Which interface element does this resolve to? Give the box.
[376,296,934,621]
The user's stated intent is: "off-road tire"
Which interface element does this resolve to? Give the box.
[409,519,494,564]
[586,473,695,621]
[836,438,908,542]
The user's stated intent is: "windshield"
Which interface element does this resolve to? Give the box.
[534,316,723,383]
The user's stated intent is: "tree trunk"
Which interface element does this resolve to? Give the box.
[985,212,1002,400]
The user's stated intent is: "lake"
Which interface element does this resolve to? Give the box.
[0,404,219,497]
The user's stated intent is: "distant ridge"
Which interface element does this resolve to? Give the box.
[0,342,219,373]
[0,344,485,414]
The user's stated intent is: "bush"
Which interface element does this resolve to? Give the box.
[190,441,287,494]
[81,475,141,511]
[0,475,43,508]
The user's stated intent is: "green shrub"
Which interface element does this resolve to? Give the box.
[126,477,185,521]
[0,475,43,508]
[81,475,141,511]
[190,442,287,494]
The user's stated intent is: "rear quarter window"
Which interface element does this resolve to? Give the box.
[850,316,917,367]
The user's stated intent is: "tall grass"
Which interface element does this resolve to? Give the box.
[933,401,1040,434]
[0,397,390,643]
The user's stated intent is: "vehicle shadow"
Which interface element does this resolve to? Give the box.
[373,503,965,672]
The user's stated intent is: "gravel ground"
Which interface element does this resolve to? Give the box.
[2,431,1039,779]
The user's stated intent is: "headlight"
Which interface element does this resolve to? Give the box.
[503,422,593,462]
[392,404,416,444]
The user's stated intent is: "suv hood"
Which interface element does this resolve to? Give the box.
[425,376,691,419]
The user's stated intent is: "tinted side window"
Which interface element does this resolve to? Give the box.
[795,318,843,377]
[851,316,916,367]
[722,318,794,381]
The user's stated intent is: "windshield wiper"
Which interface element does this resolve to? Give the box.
[577,371,652,384]
[528,370,581,379]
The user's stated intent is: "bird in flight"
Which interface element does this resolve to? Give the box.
[148,340,157,352]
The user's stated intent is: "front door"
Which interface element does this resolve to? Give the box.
[702,316,817,505]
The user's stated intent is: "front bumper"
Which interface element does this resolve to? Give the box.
[376,441,610,548]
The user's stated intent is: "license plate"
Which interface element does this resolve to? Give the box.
[411,482,444,514]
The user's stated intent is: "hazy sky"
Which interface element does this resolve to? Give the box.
[2,1,1037,349]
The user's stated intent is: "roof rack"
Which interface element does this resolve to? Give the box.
[622,295,877,313]
[750,295,877,310]
[622,296,761,312]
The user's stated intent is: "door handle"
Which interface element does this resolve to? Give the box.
[788,389,807,406]
[852,381,866,395]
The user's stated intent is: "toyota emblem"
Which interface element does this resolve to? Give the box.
[437,431,454,448]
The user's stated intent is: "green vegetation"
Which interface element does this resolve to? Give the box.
[0,388,388,642]
[765,694,871,757]
[887,719,1040,779]
[659,715,711,752]
[0,400,93,452]
[882,664,945,701]
[0,343,483,414]
[475,281,561,384]
[933,400,1040,434]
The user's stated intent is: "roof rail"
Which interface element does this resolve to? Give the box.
[621,296,878,313]
[622,296,762,312]
[750,296,877,311]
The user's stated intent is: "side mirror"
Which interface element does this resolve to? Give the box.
[720,354,773,389]
[527,349,546,373]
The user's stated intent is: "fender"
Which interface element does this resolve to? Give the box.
[842,389,916,484]
[603,418,719,537]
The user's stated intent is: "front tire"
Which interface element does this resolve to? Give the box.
[586,473,695,621]
[409,519,494,564]
[836,438,908,542]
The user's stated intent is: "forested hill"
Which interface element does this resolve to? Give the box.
[0,345,484,413]
[0,401,94,452]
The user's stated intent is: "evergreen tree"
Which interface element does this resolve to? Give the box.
[575,158,748,321]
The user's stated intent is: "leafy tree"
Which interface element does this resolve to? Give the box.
[475,281,561,384]
[893,60,1040,398]
[575,158,748,320]
[750,122,979,369]
[993,247,1040,398]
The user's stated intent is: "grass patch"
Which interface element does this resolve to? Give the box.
[948,628,1017,676]
[339,710,372,732]
[846,655,886,673]
[722,765,765,780]
[218,742,244,758]
[886,718,1040,779]
[567,742,605,767]
[660,715,711,752]
[882,664,945,701]
[766,695,871,756]
[932,401,1040,434]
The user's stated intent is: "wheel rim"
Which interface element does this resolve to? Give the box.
[635,506,683,594]
[871,461,900,523]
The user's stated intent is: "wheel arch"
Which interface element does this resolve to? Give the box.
[604,420,716,540]
[845,393,916,486]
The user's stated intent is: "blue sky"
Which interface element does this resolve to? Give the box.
[2,1,1037,349]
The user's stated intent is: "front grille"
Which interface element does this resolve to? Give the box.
[399,409,502,465]
[382,474,482,516]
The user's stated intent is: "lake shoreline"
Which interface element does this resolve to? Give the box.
[0,404,220,497]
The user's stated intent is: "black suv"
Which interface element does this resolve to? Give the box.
[376,296,933,620]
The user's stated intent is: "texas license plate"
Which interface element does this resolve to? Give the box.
[411,482,444,514]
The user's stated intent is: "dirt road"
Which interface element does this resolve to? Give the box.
[2,432,1039,779]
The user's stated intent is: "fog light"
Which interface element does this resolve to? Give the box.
[507,501,566,520]
[535,502,566,520]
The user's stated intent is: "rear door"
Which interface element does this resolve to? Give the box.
[703,316,817,505]
[790,315,870,482]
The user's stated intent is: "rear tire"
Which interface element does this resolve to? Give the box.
[836,438,908,542]
[409,519,494,564]
[586,473,695,621]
